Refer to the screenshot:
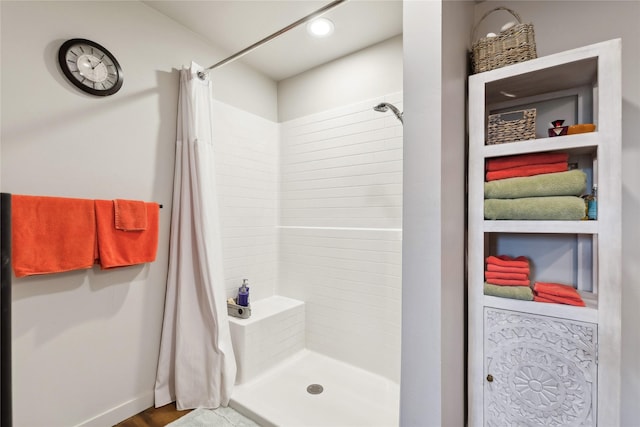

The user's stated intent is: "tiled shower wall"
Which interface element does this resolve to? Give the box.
[212,100,279,302]
[279,93,403,382]
[211,94,403,383]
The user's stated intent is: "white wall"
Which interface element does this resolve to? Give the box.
[0,2,278,426]
[474,2,640,423]
[400,0,473,426]
[278,35,403,122]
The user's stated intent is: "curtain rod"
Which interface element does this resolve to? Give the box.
[197,0,347,79]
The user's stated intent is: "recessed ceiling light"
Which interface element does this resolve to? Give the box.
[307,18,334,38]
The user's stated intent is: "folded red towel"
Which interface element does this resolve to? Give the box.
[114,199,148,231]
[486,162,568,181]
[486,255,529,268]
[486,264,530,275]
[533,282,582,299]
[485,278,531,287]
[11,195,96,277]
[486,152,569,172]
[95,200,159,269]
[485,271,529,281]
[534,293,586,307]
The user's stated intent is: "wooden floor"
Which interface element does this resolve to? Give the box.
[113,403,192,427]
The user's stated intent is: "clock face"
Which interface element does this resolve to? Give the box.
[58,38,123,96]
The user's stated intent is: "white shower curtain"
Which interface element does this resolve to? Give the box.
[154,62,236,410]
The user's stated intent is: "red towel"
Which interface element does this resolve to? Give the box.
[534,294,586,307]
[486,255,529,268]
[114,199,148,231]
[11,195,96,277]
[95,200,159,269]
[486,152,569,171]
[486,162,568,181]
[485,271,529,281]
[486,264,530,275]
[533,282,581,299]
[485,278,531,287]
[533,282,585,306]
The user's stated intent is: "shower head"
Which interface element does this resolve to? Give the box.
[373,102,403,124]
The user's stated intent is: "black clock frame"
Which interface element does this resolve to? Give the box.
[58,38,124,97]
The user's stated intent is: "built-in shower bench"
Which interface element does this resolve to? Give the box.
[228,295,305,384]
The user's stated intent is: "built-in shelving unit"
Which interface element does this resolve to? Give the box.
[468,39,621,426]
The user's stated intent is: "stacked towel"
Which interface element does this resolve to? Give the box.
[485,170,587,199]
[484,152,588,221]
[533,282,585,306]
[484,255,532,293]
[483,255,533,300]
[484,196,587,220]
[486,152,569,181]
[487,163,568,181]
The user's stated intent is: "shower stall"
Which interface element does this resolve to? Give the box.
[204,28,404,427]
[211,84,403,426]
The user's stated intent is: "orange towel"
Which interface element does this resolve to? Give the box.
[114,199,148,231]
[534,294,586,307]
[486,152,569,172]
[486,264,530,275]
[533,282,581,299]
[533,282,585,306]
[11,195,96,277]
[486,162,568,181]
[485,271,529,281]
[486,255,529,268]
[95,200,159,269]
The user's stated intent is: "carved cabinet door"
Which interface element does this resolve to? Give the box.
[484,308,597,426]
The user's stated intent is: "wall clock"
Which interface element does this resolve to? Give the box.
[58,38,123,96]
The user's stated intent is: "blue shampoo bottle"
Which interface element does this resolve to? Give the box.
[237,279,250,307]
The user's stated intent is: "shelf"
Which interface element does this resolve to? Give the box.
[483,220,597,234]
[483,290,598,324]
[470,41,608,104]
[469,39,621,426]
[482,132,599,158]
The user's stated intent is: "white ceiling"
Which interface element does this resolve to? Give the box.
[143,0,403,81]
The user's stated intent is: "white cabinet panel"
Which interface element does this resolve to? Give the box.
[484,308,597,426]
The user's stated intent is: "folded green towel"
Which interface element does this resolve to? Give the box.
[484,196,586,220]
[485,169,587,199]
[484,282,534,301]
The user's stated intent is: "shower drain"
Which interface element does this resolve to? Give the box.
[306,384,324,394]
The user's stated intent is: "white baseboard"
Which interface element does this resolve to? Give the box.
[73,391,154,427]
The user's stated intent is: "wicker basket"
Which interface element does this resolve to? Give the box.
[471,7,537,74]
[487,109,536,145]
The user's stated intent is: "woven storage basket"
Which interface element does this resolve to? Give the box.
[487,109,536,145]
[471,7,537,74]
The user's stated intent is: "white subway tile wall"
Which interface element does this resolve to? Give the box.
[279,93,403,382]
[212,101,280,302]
[280,94,403,229]
[211,94,402,383]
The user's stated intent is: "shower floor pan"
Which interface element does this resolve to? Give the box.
[229,349,399,427]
